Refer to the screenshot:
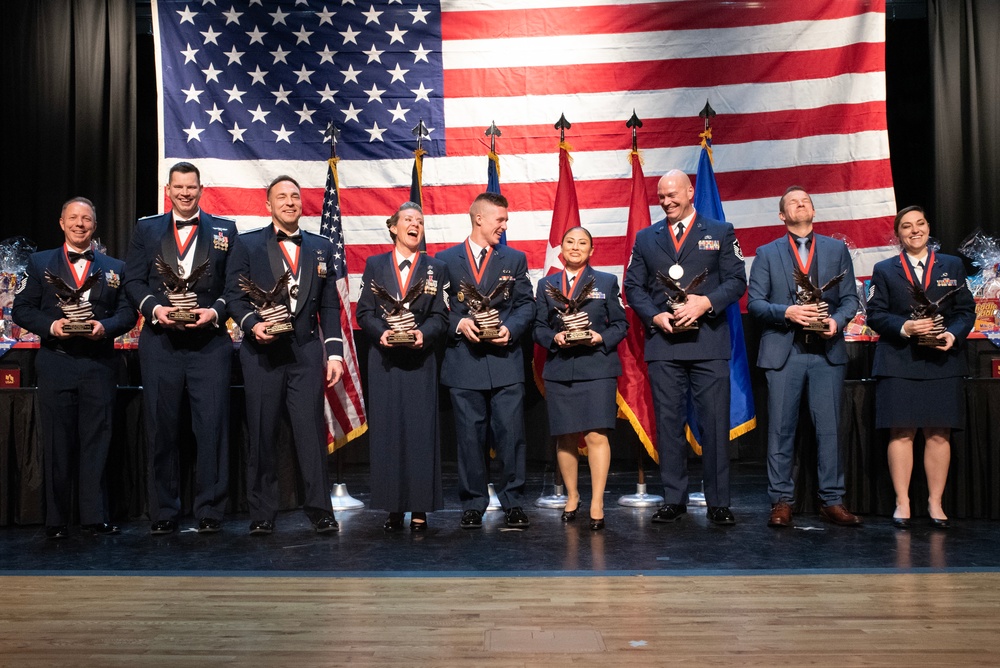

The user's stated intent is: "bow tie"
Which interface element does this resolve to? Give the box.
[175,217,199,228]
[276,230,302,245]
[67,249,94,263]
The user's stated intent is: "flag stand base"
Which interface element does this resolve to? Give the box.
[330,483,365,510]
[617,483,664,508]
[486,483,503,511]
[535,479,569,509]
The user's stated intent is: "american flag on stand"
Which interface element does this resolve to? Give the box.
[320,154,367,452]
[152,0,896,304]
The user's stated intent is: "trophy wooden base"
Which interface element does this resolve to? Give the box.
[671,322,699,333]
[387,331,416,344]
[265,322,294,335]
[170,309,199,323]
[63,321,95,334]
[565,330,593,343]
[804,319,829,332]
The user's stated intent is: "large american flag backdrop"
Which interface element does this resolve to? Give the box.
[152,0,896,297]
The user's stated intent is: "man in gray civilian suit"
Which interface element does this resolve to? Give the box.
[747,186,862,528]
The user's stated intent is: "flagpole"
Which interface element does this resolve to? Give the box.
[616,111,664,509]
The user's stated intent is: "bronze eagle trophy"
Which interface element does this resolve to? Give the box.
[656,268,709,332]
[544,276,596,343]
[908,282,962,347]
[44,269,101,334]
[793,266,848,332]
[154,255,211,323]
[457,279,507,340]
[369,278,426,344]
[238,270,294,335]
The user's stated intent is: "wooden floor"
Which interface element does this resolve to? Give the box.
[2,573,999,666]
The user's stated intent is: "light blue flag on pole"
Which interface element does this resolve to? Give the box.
[487,152,507,246]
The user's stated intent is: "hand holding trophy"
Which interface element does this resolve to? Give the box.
[238,270,294,335]
[545,276,596,344]
[792,266,848,332]
[908,281,962,347]
[154,255,210,323]
[43,269,100,334]
[656,268,709,333]
[457,279,506,341]
[369,278,426,345]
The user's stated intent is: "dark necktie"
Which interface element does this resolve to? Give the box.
[675,223,685,241]
[67,249,94,263]
[568,274,576,292]
[915,260,925,284]
[276,230,302,245]
[796,237,809,266]
[175,217,199,228]
[477,247,488,269]
[399,259,411,271]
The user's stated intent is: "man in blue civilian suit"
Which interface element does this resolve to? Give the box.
[123,162,236,535]
[624,170,746,526]
[747,186,862,528]
[13,197,137,538]
[225,175,343,536]
[437,192,535,529]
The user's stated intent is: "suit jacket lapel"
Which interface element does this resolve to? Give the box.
[652,221,678,262]
[293,234,316,316]
[88,255,106,304]
[775,238,797,297]
[160,216,181,275]
[264,226,287,295]
[190,214,212,274]
[676,217,704,264]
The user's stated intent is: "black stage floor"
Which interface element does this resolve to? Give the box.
[2,464,998,577]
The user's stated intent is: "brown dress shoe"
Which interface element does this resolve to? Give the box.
[768,501,793,528]
[820,504,862,526]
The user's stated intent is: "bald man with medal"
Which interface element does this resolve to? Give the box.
[623,169,747,527]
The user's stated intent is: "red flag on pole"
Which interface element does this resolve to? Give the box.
[533,141,582,393]
[616,150,658,462]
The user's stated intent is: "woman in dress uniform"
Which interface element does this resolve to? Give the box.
[356,202,449,532]
[866,206,976,529]
[533,227,628,530]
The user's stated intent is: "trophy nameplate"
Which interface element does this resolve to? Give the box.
[239,272,294,336]
[43,270,98,335]
[474,309,502,341]
[803,301,830,332]
[166,291,199,323]
[656,268,708,333]
[370,278,425,345]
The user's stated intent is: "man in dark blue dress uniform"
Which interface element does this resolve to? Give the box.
[624,170,747,526]
[13,197,136,538]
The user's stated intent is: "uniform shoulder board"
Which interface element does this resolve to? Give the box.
[137,213,161,221]
[212,215,237,224]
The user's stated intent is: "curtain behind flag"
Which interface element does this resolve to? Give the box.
[691,131,757,444]
[151,1,895,304]
[320,158,368,452]
[533,143,582,393]
[616,151,658,462]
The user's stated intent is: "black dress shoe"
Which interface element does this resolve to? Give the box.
[150,520,177,535]
[707,506,736,526]
[561,508,577,522]
[83,523,121,536]
[249,520,274,535]
[384,513,404,532]
[651,504,687,523]
[504,507,530,528]
[930,517,951,529]
[589,516,605,531]
[46,525,69,539]
[314,515,340,534]
[197,518,222,534]
[892,517,911,529]
[460,509,483,529]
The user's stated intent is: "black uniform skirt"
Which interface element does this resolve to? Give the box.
[875,376,965,429]
[544,377,618,436]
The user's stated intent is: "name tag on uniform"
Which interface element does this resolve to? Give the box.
[698,239,721,251]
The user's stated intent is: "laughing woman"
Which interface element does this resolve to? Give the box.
[534,226,628,530]
[356,202,449,532]
[866,206,975,529]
